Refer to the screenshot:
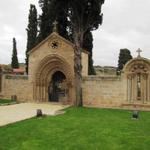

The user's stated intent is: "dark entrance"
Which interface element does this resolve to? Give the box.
[137,73,141,101]
[48,71,66,102]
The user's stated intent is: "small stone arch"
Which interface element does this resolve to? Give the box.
[33,54,74,103]
[123,57,150,104]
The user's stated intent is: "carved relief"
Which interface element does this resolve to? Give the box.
[125,59,150,103]
[48,39,62,49]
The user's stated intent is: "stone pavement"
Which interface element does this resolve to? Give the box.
[0,103,69,126]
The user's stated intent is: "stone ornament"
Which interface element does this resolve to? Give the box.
[49,39,61,49]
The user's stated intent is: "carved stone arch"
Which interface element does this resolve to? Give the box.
[33,54,74,103]
[123,57,150,104]
[123,57,150,73]
[35,55,73,79]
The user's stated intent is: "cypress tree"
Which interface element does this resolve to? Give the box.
[38,0,69,43]
[52,0,69,39]
[64,0,104,106]
[11,38,19,69]
[117,48,133,72]
[83,30,96,75]
[26,4,38,74]
[38,0,51,42]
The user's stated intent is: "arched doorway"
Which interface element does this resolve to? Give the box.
[34,54,74,103]
[48,71,68,102]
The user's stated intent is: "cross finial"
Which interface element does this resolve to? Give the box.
[53,20,58,32]
[136,48,142,57]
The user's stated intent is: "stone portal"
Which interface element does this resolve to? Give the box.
[33,54,74,103]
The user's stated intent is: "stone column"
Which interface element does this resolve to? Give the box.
[130,76,133,103]
[127,75,132,103]
[127,77,129,102]
[40,80,44,102]
[45,82,48,102]
[141,74,145,104]
[39,81,41,102]
[131,75,135,103]
[35,83,37,101]
[143,74,148,103]
[148,75,150,102]
[134,74,137,102]
[43,83,46,102]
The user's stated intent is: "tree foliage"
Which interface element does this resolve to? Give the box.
[38,0,69,43]
[83,30,96,75]
[117,48,133,72]
[65,0,104,106]
[26,4,38,74]
[38,0,51,42]
[11,38,19,69]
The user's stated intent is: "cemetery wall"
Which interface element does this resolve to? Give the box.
[1,75,33,101]
[82,76,127,107]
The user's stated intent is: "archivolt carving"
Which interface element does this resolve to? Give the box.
[33,54,74,102]
[123,58,150,73]
[35,54,73,85]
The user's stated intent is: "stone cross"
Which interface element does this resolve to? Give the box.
[53,20,58,32]
[136,48,142,57]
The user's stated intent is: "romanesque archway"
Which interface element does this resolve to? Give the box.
[33,54,74,103]
[123,57,150,104]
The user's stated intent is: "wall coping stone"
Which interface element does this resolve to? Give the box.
[83,76,121,81]
[5,75,28,80]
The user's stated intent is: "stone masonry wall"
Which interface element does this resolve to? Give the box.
[1,74,127,106]
[82,76,126,107]
[1,75,32,101]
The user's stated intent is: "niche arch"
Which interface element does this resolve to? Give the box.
[123,57,150,103]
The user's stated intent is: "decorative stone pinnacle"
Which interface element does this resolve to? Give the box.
[136,48,142,57]
[53,20,58,32]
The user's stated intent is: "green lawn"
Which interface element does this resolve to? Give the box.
[0,107,150,150]
[0,99,16,105]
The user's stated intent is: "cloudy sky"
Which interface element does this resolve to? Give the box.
[0,0,150,66]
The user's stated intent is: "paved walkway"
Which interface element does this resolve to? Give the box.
[0,103,68,126]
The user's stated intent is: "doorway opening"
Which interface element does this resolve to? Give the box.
[48,71,67,102]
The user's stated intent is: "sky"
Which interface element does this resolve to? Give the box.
[0,0,150,67]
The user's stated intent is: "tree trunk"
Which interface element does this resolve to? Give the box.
[74,31,83,107]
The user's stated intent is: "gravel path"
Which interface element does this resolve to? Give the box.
[0,103,68,126]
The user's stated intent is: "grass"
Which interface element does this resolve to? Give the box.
[0,99,16,105]
[0,107,150,150]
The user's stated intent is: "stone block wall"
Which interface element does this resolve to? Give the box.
[82,76,126,107]
[1,75,32,101]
